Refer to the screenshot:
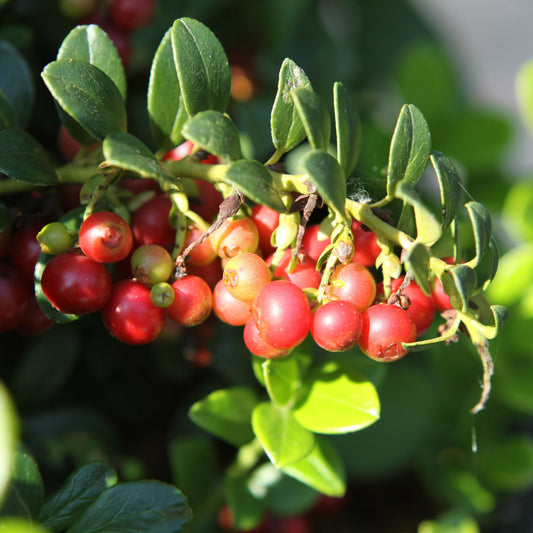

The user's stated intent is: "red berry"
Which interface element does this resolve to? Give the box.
[267,249,321,290]
[351,219,381,267]
[120,176,159,194]
[166,275,213,327]
[15,294,54,336]
[183,224,216,266]
[252,280,311,350]
[109,0,156,33]
[209,217,259,260]
[186,259,223,291]
[301,224,331,261]
[358,304,417,362]
[102,279,164,344]
[213,279,252,326]
[223,252,271,305]
[326,262,376,312]
[10,222,46,282]
[0,220,11,261]
[131,193,175,246]
[311,300,363,352]
[79,211,133,263]
[0,263,31,332]
[430,257,456,312]
[250,204,279,256]
[41,252,112,314]
[189,180,223,223]
[243,317,287,359]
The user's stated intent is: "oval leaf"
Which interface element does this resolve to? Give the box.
[0,88,15,130]
[182,110,242,161]
[281,437,346,497]
[252,402,315,468]
[223,159,286,212]
[300,149,347,222]
[465,201,492,268]
[41,59,126,142]
[430,151,463,231]
[148,28,187,150]
[404,242,431,296]
[0,129,58,185]
[0,383,18,505]
[0,40,34,127]
[334,82,361,178]
[171,18,231,116]
[67,481,192,533]
[57,25,126,99]
[443,264,477,312]
[39,461,117,531]
[103,131,170,181]
[387,104,431,195]
[293,359,380,434]
[292,87,330,151]
[271,58,312,154]
[188,386,257,447]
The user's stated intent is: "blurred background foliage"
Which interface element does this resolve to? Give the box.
[0,0,532,532]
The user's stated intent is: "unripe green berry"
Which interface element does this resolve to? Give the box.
[150,282,175,308]
[131,244,174,286]
[37,222,75,255]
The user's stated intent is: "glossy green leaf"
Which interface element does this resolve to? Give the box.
[479,436,533,491]
[387,104,431,195]
[404,242,431,296]
[281,437,346,497]
[300,149,348,222]
[224,470,264,531]
[223,159,285,212]
[252,402,315,468]
[430,151,463,232]
[0,447,43,519]
[293,359,379,434]
[182,110,242,160]
[271,58,312,154]
[442,264,477,312]
[0,518,51,533]
[292,87,330,151]
[66,481,191,533]
[148,28,187,150]
[0,383,18,506]
[57,24,126,99]
[247,463,318,517]
[0,40,34,127]
[465,201,492,268]
[0,88,14,130]
[103,131,170,181]
[516,58,533,135]
[476,236,500,291]
[263,354,307,407]
[171,17,231,116]
[0,129,57,185]
[39,461,117,531]
[395,182,441,245]
[189,386,257,447]
[471,305,508,341]
[41,59,126,142]
[334,82,361,178]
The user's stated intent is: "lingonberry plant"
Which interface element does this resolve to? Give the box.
[0,14,510,533]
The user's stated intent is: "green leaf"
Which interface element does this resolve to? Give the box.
[271,58,312,154]
[57,25,126,100]
[293,358,380,434]
[0,447,44,520]
[223,159,285,212]
[387,104,431,195]
[465,201,492,268]
[281,437,346,497]
[66,481,191,533]
[404,242,431,296]
[252,402,315,468]
[0,518,51,533]
[430,151,463,232]
[41,59,126,142]
[103,131,170,181]
[292,87,330,151]
[148,28,187,150]
[0,383,18,506]
[394,182,441,245]
[442,264,477,312]
[0,40,34,127]
[0,129,57,185]
[247,463,318,517]
[182,110,242,161]
[333,82,361,177]
[470,305,508,341]
[171,17,231,116]
[39,462,117,531]
[189,386,258,447]
[263,352,309,407]
[299,149,347,222]
[0,88,14,130]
